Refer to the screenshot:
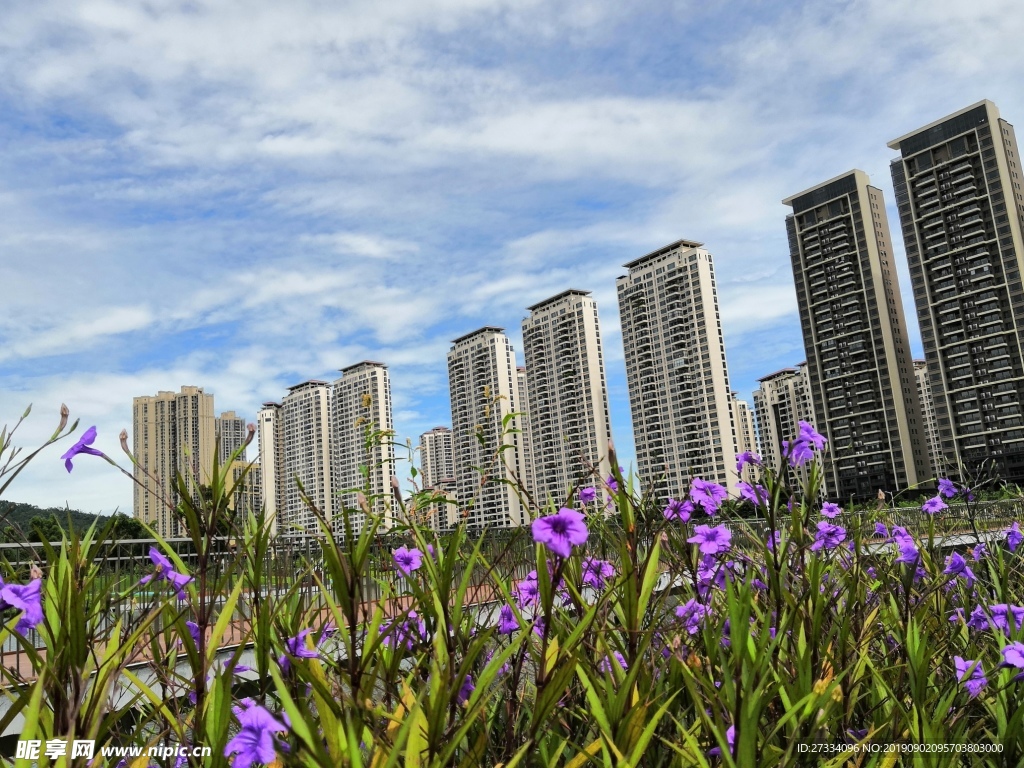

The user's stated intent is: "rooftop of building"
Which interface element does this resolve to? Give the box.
[623,238,704,270]
[526,288,593,311]
[339,360,387,373]
[758,367,800,382]
[887,99,996,150]
[783,169,868,210]
[451,326,506,344]
[285,380,329,392]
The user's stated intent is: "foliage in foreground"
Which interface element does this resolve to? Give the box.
[0,406,1022,767]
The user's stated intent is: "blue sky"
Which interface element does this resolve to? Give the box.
[2,0,1024,514]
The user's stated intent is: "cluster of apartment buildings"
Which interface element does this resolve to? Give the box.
[132,99,1024,537]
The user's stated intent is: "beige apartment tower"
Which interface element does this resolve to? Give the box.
[784,170,929,500]
[515,368,538,504]
[132,386,216,538]
[729,392,758,483]
[447,327,527,528]
[889,100,1024,485]
[257,401,283,533]
[752,364,816,475]
[914,359,944,480]
[215,411,248,465]
[522,290,613,507]
[617,240,739,502]
[419,426,458,529]
[331,361,396,536]
[277,380,333,536]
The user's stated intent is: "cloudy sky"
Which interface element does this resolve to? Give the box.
[2,0,1023,514]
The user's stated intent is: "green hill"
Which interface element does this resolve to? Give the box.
[0,501,145,542]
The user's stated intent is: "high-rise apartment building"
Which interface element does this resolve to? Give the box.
[227,459,262,518]
[889,100,1024,484]
[420,426,458,529]
[729,392,758,482]
[522,290,613,507]
[784,170,929,500]
[331,362,396,536]
[617,240,738,502]
[752,364,816,474]
[132,386,216,537]
[515,368,538,504]
[215,411,248,465]
[914,359,944,480]
[447,327,526,528]
[257,401,283,532]
[277,380,332,536]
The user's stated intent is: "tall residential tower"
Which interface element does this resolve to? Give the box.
[447,327,527,528]
[522,290,613,507]
[752,364,815,474]
[277,381,333,536]
[784,170,929,500]
[331,362,396,536]
[889,100,1024,484]
[132,386,216,537]
[617,240,739,502]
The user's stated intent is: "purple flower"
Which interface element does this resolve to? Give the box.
[381,611,428,651]
[676,598,709,635]
[874,522,889,538]
[938,477,958,498]
[766,530,782,552]
[581,558,615,590]
[736,451,761,474]
[278,628,318,673]
[606,474,619,492]
[821,502,842,519]
[513,578,540,608]
[690,478,728,515]
[59,426,105,473]
[1001,642,1024,679]
[456,675,475,704]
[895,537,920,565]
[696,556,728,597]
[810,521,846,552]
[393,546,423,577]
[922,495,948,514]
[224,699,288,768]
[736,482,767,506]
[687,524,732,555]
[1008,522,1023,553]
[709,725,735,757]
[531,508,588,558]
[954,656,987,697]
[0,578,43,633]
[784,421,827,467]
[497,603,519,634]
[990,604,1024,634]
[944,553,976,585]
[139,547,193,599]
[597,651,628,673]
[186,620,200,646]
[966,605,991,631]
[578,486,597,504]
[663,498,693,522]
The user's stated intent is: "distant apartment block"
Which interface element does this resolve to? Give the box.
[522,290,613,507]
[889,100,1024,484]
[132,386,216,538]
[447,327,526,528]
[752,364,815,474]
[215,411,248,465]
[729,392,758,482]
[914,359,944,479]
[227,459,262,518]
[257,401,283,533]
[331,362,396,536]
[515,368,537,503]
[419,426,459,529]
[784,170,929,500]
[617,240,739,501]
[277,381,333,536]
